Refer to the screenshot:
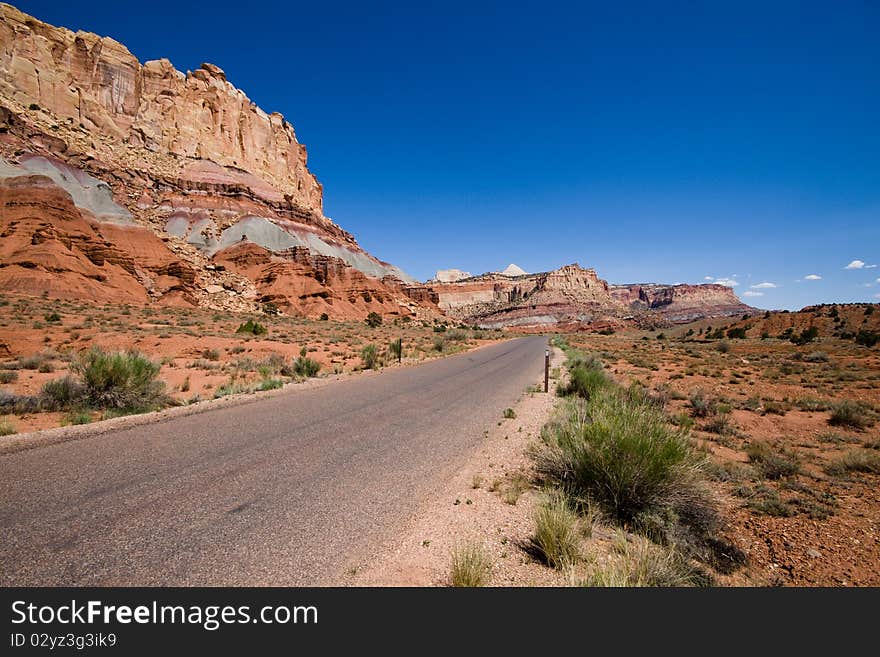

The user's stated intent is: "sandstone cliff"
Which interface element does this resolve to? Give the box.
[0,3,429,318]
[430,263,754,329]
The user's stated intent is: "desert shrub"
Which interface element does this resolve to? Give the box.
[556,365,608,400]
[828,401,873,430]
[535,391,705,523]
[257,378,283,391]
[63,410,93,426]
[388,338,403,361]
[746,441,800,479]
[531,491,582,569]
[287,353,321,378]
[0,418,15,436]
[716,340,731,353]
[503,407,516,419]
[45,312,62,323]
[803,351,829,363]
[825,450,880,476]
[432,336,447,352]
[579,537,701,587]
[855,330,879,347]
[688,390,716,418]
[365,312,383,328]
[319,312,329,321]
[450,543,492,587]
[201,348,220,361]
[446,329,468,342]
[40,376,87,410]
[236,320,267,336]
[18,353,49,370]
[790,326,819,345]
[70,348,167,412]
[360,344,379,370]
[0,370,18,384]
[726,327,747,340]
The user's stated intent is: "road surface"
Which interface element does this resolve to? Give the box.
[0,335,547,585]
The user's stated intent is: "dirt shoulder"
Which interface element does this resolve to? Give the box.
[347,346,565,586]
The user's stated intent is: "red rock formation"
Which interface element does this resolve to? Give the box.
[430,264,754,329]
[0,172,196,303]
[0,4,425,317]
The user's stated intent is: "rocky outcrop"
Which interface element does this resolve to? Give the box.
[0,4,423,316]
[0,3,321,215]
[430,263,754,329]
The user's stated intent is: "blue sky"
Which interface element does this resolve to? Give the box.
[16,0,879,309]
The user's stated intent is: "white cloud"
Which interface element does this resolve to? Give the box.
[875,293,880,299]
[751,282,777,289]
[845,260,866,269]
[742,290,764,297]
[804,274,822,281]
[703,276,714,281]
[876,278,880,284]
[868,264,878,269]
[714,278,739,287]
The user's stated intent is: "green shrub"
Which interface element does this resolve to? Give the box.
[726,327,747,340]
[388,338,403,361]
[556,365,608,400]
[236,320,267,336]
[63,410,93,426]
[257,378,283,391]
[365,312,383,328]
[828,401,873,430]
[70,349,167,412]
[503,407,516,419]
[0,418,15,436]
[531,492,582,569]
[289,354,321,378]
[536,391,704,523]
[0,370,18,384]
[360,344,379,370]
[432,336,447,352]
[201,348,220,361]
[319,312,329,321]
[450,543,492,587]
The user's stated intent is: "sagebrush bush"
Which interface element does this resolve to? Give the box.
[536,391,706,524]
[40,375,86,410]
[70,348,167,412]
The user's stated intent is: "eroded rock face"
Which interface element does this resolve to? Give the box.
[0,170,196,304]
[0,3,321,215]
[430,263,754,329]
[0,4,424,316]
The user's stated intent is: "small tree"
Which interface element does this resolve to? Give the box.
[365,312,383,328]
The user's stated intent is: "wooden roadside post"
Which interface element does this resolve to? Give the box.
[544,348,550,393]
[398,338,403,364]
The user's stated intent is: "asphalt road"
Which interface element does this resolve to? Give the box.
[0,335,548,585]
